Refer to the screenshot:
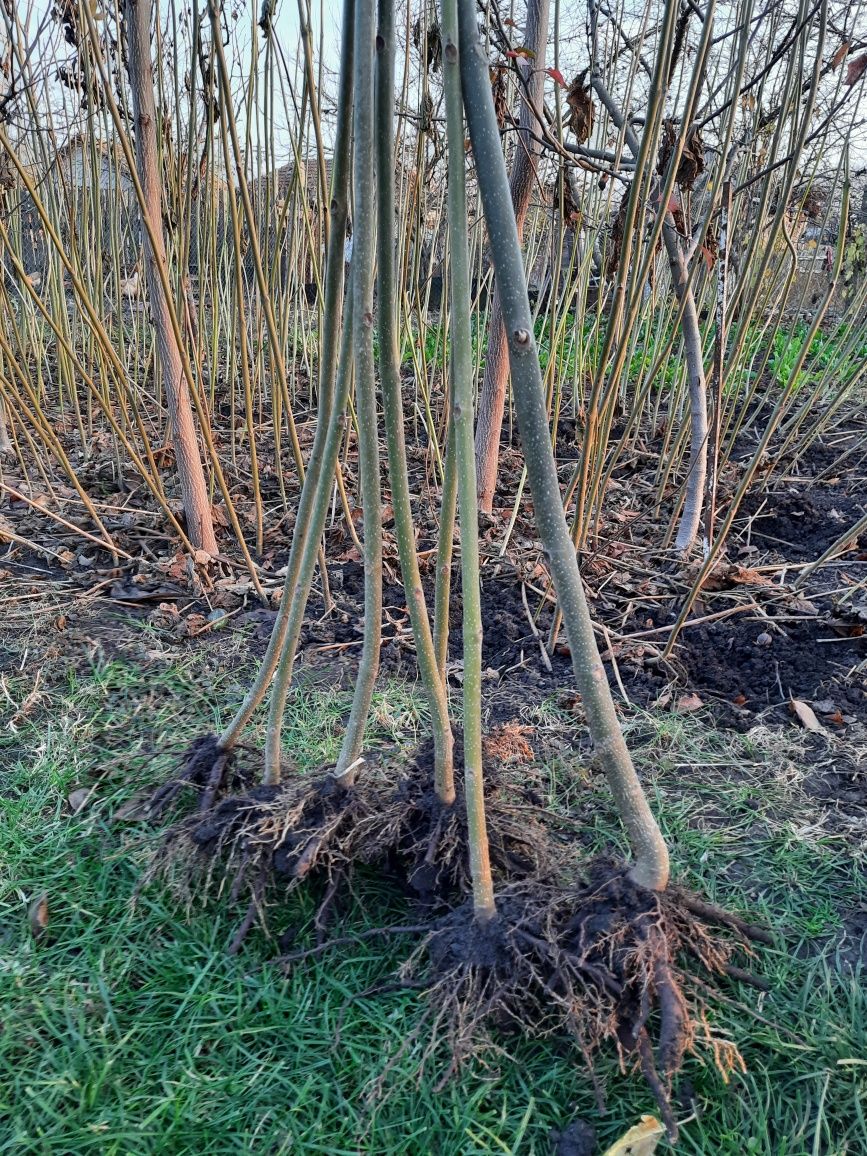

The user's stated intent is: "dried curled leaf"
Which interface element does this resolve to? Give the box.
[846,53,867,86]
[28,893,49,941]
[411,16,442,72]
[558,167,583,225]
[658,119,705,190]
[830,41,850,71]
[490,65,510,130]
[605,192,630,278]
[602,1116,665,1156]
[790,698,827,735]
[566,78,594,143]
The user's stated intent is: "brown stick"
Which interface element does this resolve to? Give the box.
[124,0,217,554]
[473,0,550,515]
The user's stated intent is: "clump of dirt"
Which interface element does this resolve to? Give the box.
[549,1119,596,1156]
[803,754,867,809]
[146,729,553,946]
[402,865,769,1141]
[147,734,244,817]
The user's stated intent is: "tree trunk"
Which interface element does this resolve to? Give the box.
[663,221,708,553]
[473,0,549,515]
[124,0,217,554]
[458,0,669,891]
[442,0,495,922]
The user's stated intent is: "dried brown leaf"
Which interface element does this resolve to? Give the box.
[67,787,93,814]
[112,791,152,822]
[28,893,49,941]
[846,53,867,85]
[830,41,850,70]
[566,79,594,143]
[790,698,826,734]
[675,692,704,713]
[602,1116,665,1156]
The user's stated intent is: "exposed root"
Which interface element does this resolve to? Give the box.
[143,746,772,1125]
[391,748,551,904]
[399,866,763,1141]
[146,734,241,817]
[145,741,552,940]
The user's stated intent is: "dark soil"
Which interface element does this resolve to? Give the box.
[675,616,866,726]
[740,486,867,559]
[837,908,867,972]
[802,749,867,810]
[440,569,867,732]
[5,397,864,746]
[549,1120,597,1156]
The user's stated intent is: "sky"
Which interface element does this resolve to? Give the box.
[19,0,345,163]
[13,0,867,173]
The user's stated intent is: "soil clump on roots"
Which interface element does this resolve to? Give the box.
[407,864,770,1141]
[147,734,243,817]
[146,730,553,944]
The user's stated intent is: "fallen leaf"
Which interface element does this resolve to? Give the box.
[728,565,774,586]
[112,791,152,822]
[28,893,49,941]
[676,692,704,713]
[176,613,209,637]
[67,787,93,814]
[733,693,748,706]
[788,596,819,615]
[602,1115,665,1156]
[790,698,827,734]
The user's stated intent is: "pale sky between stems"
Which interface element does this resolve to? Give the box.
[18,1,867,171]
[23,0,344,163]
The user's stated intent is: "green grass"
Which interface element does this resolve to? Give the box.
[1,639,865,1154]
